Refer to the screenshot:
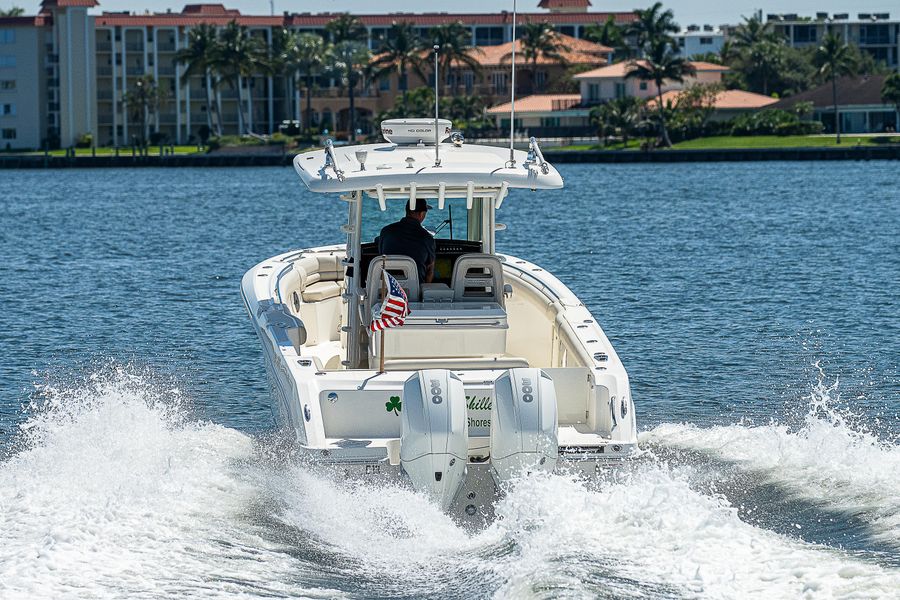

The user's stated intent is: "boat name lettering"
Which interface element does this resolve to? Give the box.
[429,379,443,404]
[466,396,492,411]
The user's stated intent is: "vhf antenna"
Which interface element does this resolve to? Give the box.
[507,0,517,168]
[434,44,441,168]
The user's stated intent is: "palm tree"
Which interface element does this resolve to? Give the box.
[517,22,570,93]
[294,33,330,130]
[176,24,221,135]
[430,22,481,93]
[590,96,643,148]
[626,38,696,147]
[584,15,622,48]
[626,2,679,54]
[326,13,367,44]
[331,40,371,141]
[730,14,779,51]
[269,28,303,123]
[0,6,24,16]
[741,39,785,96]
[369,22,428,96]
[883,72,900,128]
[814,32,857,143]
[214,21,267,134]
[122,75,168,149]
[326,15,369,140]
[447,95,487,130]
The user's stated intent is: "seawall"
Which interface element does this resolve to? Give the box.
[2,144,899,168]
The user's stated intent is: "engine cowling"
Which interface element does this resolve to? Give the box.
[400,369,469,509]
[491,368,559,484]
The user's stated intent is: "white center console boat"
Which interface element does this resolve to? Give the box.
[241,119,637,522]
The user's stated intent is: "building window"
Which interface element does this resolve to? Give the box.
[699,37,713,45]
[614,82,626,99]
[379,76,390,91]
[0,55,16,68]
[793,25,817,43]
[639,82,648,91]
[1,128,15,139]
[863,46,891,63]
[860,24,890,45]
[0,79,14,91]
[474,26,504,46]
[0,103,15,115]
[492,71,508,93]
[588,83,599,100]
[463,70,474,93]
[0,30,15,44]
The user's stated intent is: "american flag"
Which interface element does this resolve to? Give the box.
[370,270,410,332]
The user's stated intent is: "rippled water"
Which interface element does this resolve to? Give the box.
[1,163,898,598]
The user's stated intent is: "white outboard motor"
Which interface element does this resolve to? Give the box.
[491,368,559,484]
[400,369,469,509]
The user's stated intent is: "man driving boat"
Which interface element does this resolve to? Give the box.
[377,199,435,283]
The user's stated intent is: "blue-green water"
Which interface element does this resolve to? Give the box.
[1,164,898,598]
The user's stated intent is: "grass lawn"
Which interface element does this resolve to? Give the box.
[552,135,900,152]
[23,145,207,157]
[672,135,900,149]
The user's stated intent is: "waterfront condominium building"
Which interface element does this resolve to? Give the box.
[0,0,635,149]
[768,11,899,68]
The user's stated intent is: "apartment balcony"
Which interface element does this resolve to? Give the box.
[157,65,176,76]
[47,102,60,111]
[190,113,211,123]
[46,53,58,64]
[158,112,177,123]
[157,42,176,52]
[126,67,145,76]
[96,42,112,52]
[97,66,113,77]
[311,87,381,99]
[125,43,145,52]
[47,78,59,87]
[96,89,114,101]
[98,112,114,123]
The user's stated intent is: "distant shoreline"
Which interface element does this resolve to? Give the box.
[2,145,899,168]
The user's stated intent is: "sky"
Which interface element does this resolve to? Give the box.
[5,0,898,27]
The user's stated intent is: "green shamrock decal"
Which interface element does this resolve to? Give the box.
[385,396,402,415]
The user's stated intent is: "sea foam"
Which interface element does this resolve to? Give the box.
[643,363,900,545]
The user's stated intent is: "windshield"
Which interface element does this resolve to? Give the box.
[361,198,475,244]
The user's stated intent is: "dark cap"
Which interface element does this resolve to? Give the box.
[408,199,432,212]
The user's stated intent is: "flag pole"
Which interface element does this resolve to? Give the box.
[378,259,386,373]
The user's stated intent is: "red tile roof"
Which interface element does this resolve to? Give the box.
[40,0,98,7]
[181,3,238,15]
[538,0,592,8]
[487,93,582,114]
[95,13,284,26]
[288,12,635,27]
[575,60,729,79]
[471,33,611,67]
[648,89,779,110]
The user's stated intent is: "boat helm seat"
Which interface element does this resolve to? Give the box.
[364,255,420,329]
[451,254,505,307]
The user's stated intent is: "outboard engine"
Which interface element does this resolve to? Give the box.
[400,369,469,509]
[491,368,559,484]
